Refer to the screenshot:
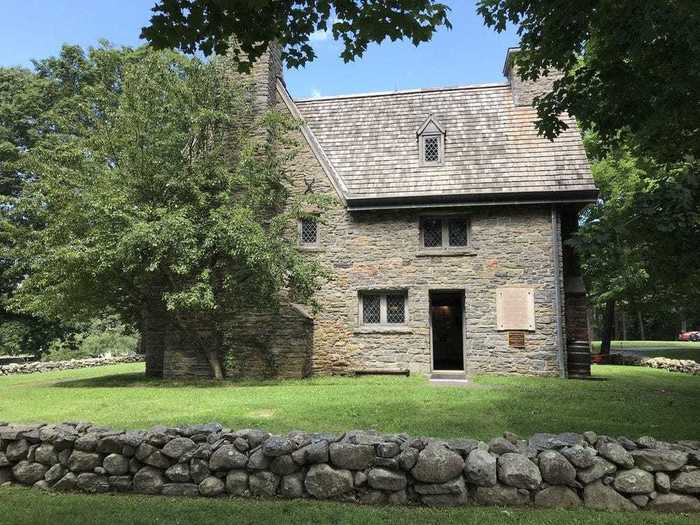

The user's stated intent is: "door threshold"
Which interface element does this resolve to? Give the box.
[430,370,467,381]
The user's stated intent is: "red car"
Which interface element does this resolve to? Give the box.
[678,330,700,341]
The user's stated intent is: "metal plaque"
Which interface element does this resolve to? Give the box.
[508,331,526,348]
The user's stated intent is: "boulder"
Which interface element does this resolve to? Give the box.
[414,476,466,496]
[108,475,133,492]
[142,450,171,469]
[561,445,597,469]
[103,453,129,476]
[76,473,110,493]
[655,472,671,493]
[249,471,279,497]
[44,463,66,485]
[226,470,249,496]
[6,439,29,462]
[270,454,298,476]
[133,466,165,494]
[12,461,47,485]
[534,486,581,508]
[305,464,353,499]
[162,483,199,497]
[96,435,123,454]
[291,441,329,465]
[598,442,634,468]
[34,444,58,466]
[647,493,700,513]
[474,484,530,506]
[377,442,401,458]
[189,458,210,484]
[161,437,197,459]
[497,453,542,490]
[199,476,225,497]
[262,437,295,457]
[52,472,77,491]
[329,442,375,470]
[279,472,305,498]
[489,437,517,455]
[464,449,497,487]
[538,450,576,487]
[576,457,617,484]
[165,463,191,482]
[583,480,637,512]
[367,468,407,491]
[68,451,101,473]
[74,434,99,452]
[397,447,420,471]
[247,448,271,471]
[411,443,465,483]
[613,468,655,494]
[630,495,649,507]
[631,449,688,472]
[134,442,157,462]
[671,470,700,494]
[208,445,247,471]
[529,433,582,451]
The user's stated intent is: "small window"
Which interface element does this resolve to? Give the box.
[421,217,469,249]
[424,136,440,162]
[359,291,407,325]
[299,217,318,246]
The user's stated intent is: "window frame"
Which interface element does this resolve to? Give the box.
[358,290,408,327]
[419,132,444,165]
[419,215,469,250]
[298,216,320,248]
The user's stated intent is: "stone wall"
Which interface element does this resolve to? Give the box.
[0,354,143,376]
[1,422,699,513]
[609,353,700,375]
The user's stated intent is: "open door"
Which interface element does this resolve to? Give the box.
[430,291,465,371]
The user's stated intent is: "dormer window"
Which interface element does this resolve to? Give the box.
[417,114,445,165]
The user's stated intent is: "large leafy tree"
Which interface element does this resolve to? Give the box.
[7,47,324,377]
[477,0,700,162]
[572,135,700,351]
[141,0,452,69]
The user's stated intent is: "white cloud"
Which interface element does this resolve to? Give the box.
[311,88,322,99]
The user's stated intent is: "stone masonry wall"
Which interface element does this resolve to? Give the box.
[2,422,699,513]
[0,355,143,376]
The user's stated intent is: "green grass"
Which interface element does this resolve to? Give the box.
[1,362,699,440]
[0,486,696,525]
[591,340,700,362]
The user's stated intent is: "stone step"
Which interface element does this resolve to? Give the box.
[430,371,467,381]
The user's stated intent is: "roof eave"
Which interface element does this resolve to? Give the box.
[345,189,598,211]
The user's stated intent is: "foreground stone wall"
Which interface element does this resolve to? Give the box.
[1,422,699,513]
[0,354,143,376]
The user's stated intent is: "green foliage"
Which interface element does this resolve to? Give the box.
[477,0,700,162]
[141,0,452,70]
[41,317,138,362]
[571,133,700,325]
[6,45,325,375]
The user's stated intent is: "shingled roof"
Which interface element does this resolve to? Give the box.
[293,82,596,209]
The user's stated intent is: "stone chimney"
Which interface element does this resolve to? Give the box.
[503,47,562,107]
[219,41,283,114]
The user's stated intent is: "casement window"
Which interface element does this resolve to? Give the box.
[299,217,319,247]
[359,292,407,325]
[420,217,468,249]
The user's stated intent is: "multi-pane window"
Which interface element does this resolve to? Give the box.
[421,217,468,249]
[299,217,318,246]
[360,292,407,325]
[424,136,440,162]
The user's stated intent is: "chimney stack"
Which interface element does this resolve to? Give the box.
[503,48,562,107]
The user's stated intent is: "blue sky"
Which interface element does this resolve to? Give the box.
[0,0,519,99]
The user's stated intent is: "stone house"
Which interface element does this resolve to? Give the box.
[145,47,596,380]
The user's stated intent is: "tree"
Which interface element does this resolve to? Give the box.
[141,0,452,70]
[7,47,325,378]
[572,134,700,351]
[477,0,700,163]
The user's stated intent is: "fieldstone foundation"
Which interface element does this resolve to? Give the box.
[1,422,699,513]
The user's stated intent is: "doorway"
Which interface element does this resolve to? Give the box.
[430,291,465,371]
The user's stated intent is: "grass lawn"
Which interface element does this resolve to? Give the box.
[591,340,700,362]
[1,362,699,440]
[1,486,697,525]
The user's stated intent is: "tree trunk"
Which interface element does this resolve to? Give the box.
[638,311,645,340]
[204,348,224,380]
[600,300,615,357]
[621,307,627,341]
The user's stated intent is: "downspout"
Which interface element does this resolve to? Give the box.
[551,206,567,378]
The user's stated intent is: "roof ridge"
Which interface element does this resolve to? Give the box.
[295,82,510,103]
